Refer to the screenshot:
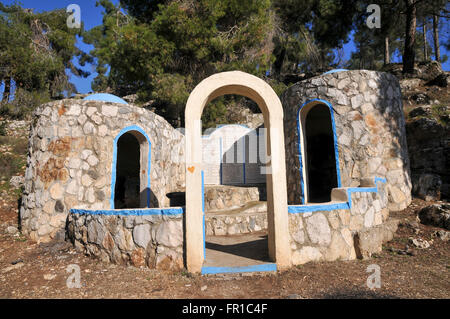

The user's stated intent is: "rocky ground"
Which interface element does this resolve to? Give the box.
[0,197,448,299]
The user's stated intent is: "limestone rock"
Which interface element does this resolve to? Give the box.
[155,220,183,248]
[9,176,24,189]
[291,246,322,265]
[408,237,431,249]
[133,224,151,249]
[305,213,331,246]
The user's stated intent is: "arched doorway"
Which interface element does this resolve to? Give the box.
[184,71,291,273]
[297,100,341,204]
[111,126,151,209]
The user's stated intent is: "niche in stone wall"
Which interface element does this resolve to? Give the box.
[299,102,339,203]
[112,128,151,209]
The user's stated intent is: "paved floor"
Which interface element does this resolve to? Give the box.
[203,231,271,268]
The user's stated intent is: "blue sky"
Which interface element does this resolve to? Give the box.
[1,0,449,94]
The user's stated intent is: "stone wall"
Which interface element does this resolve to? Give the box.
[205,202,267,236]
[288,180,397,264]
[20,99,185,243]
[66,210,184,270]
[282,70,412,211]
[204,185,266,212]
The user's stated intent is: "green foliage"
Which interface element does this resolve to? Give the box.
[0,2,90,118]
[85,0,274,127]
[272,0,358,75]
[431,104,450,127]
[0,120,6,136]
[0,136,27,187]
[348,0,449,71]
[202,97,229,130]
[0,89,51,119]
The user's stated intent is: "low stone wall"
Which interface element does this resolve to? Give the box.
[204,185,266,212]
[66,209,184,270]
[66,180,397,269]
[205,202,267,236]
[288,179,396,264]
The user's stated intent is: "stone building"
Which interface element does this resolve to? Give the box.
[282,69,412,211]
[19,70,412,274]
[20,96,185,243]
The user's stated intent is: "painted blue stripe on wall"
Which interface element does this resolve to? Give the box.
[70,208,184,216]
[242,139,246,184]
[288,177,385,213]
[288,202,350,213]
[202,170,206,258]
[219,137,223,185]
[201,263,277,275]
[110,125,152,209]
[374,177,387,184]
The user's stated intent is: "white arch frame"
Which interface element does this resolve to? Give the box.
[184,71,291,272]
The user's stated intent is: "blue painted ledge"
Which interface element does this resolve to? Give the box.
[288,202,350,214]
[70,207,184,216]
[201,263,277,275]
[288,177,386,214]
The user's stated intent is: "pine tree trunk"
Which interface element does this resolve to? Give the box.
[423,23,428,61]
[384,36,390,65]
[1,77,11,103]
[433,14,440,62]
[403,0,416,74]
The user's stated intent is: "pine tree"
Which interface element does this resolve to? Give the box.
[0,2,90,116]
[84,0,275,127]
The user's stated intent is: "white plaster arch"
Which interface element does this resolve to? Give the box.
[184,71,291,272]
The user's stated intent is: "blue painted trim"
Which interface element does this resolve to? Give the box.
[288,202,350,213]
[288,177,385,213]
[201,263,277,275]
[296,99,342,204]
[374,177,387,184]
[219,137,223,184]
[70,208,184,216]
[296,108,306,204]
[110,125,152,209]
[345,187,377,208]
[242,138,246,184]
[202,170,206,258]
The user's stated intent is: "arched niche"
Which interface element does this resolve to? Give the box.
[110,125,152,209]
[297,99,341,204]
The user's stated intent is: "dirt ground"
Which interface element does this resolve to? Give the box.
[0,197,448,299]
